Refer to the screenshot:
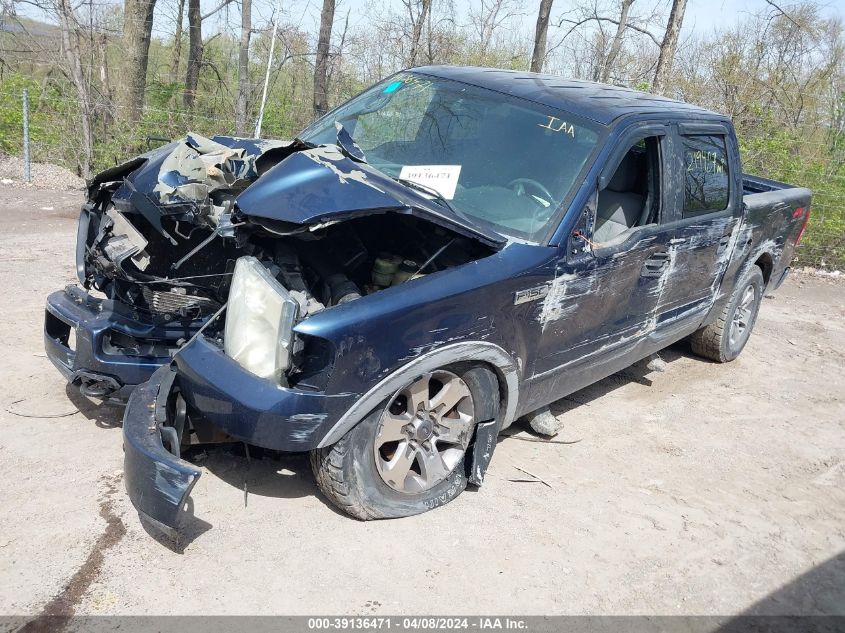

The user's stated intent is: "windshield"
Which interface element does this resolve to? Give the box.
[300,72,603,242]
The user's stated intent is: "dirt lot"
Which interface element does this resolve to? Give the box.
[1,185,843,618]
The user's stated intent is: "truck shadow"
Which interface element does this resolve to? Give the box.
[63,384,124,429]
[545,344,690,419]
[188,444,353,518]
[138,499,213,554]
[717,550,845,624]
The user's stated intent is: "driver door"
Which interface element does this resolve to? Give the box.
[525,124,675,406]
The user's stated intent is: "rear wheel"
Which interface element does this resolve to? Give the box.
[689,266,765,363]
[310,364,498,520]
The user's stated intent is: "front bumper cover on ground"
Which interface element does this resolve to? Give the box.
[123,366,202,531]
[123,339,357,530]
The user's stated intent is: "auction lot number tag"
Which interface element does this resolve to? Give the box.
[398,165,462,200]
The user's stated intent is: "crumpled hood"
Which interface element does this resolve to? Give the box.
[235,144,505,248]
[95,133,293,207]
[89,134,504,249]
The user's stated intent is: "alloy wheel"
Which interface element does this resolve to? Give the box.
[373,370,475,493]
[729,283,756,348]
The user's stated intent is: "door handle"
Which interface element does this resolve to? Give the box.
[716,229,733,254]
[641,251,670,278]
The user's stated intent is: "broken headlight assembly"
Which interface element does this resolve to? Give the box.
[224,256,298,383]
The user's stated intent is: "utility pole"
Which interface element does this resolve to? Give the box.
[22,89,31,183]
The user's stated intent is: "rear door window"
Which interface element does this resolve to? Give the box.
[682,135,730,216]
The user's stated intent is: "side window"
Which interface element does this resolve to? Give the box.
[593,136,662,244]
[683,135,730,216]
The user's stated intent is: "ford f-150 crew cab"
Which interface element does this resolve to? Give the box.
[43,66,812,534]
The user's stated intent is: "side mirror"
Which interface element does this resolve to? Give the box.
[567,192,597,263]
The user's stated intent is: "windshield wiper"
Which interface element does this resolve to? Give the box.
[392,177,457,214]
[293,136,317,149]
[334,121,366,162]
[392,176,494,235]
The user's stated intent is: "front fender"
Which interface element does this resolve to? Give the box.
[317,341,521,448]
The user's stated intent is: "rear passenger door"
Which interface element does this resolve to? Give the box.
[658,123,743,321]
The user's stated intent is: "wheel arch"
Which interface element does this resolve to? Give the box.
[317,342,521,448]
[754,251,774,285]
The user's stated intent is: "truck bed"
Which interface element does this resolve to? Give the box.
[742,174,796,195]
[736,173,812,292]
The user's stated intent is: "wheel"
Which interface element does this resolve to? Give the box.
[310,364,499,520]
[689,265,765,363]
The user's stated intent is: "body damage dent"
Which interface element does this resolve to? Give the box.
[317,341,521,448]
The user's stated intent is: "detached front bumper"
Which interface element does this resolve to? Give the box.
[123,366,201,531]
[123,337,358,530]
[44,285,202,399]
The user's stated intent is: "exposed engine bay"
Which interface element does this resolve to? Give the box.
[78,133,497,374]
[81,204,493,318]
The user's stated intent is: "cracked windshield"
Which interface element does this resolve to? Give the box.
[301,72,602,241]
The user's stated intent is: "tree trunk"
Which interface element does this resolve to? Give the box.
[121,0,156,122]
[57,0,94,177]
[183,0,202,110]
[530,0,554,73]
[169,0,185,85]
[235,0,252,134]
[408,0,431,66]
[600,0,634,83]
[313,0,336,119]
[653,0,687,94]
[98,32,113,132]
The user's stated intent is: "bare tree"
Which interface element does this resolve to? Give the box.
[98,31,113,130]
[169,0,185,84]
[183,0,234,109]
[313,0,336,118]
[552,0,660,83]
[56,0,93,176]
[599,0,634,82]
[469,0,522,57]
[235,0,252,134]
[183,0,201,108]
[121,0,156,122]
[407,0,432,66]
[530,0,553,72]
[653,0,687,93]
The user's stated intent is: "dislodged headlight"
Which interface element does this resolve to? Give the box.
[224,256,298,382]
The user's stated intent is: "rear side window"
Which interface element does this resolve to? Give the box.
[682,135,730,215]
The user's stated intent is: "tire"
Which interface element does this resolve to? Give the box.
[689,265,765,363]
[310,364,499,520]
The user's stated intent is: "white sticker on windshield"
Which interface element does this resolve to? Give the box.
[398,165,462,200]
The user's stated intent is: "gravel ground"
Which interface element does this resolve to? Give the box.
[0,185,843,618]
[0,155,85,191]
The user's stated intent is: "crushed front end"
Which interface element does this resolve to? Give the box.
[47,132,501,529]
[44,134,292,399]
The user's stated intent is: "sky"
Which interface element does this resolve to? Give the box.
[281,0,845,32]
[10,0,845,48]
[683,0,843,33]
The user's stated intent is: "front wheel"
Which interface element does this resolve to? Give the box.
[310,364,499,520]
[689,266,765,363]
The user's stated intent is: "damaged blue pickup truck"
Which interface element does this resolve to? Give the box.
[44,66,812,532]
